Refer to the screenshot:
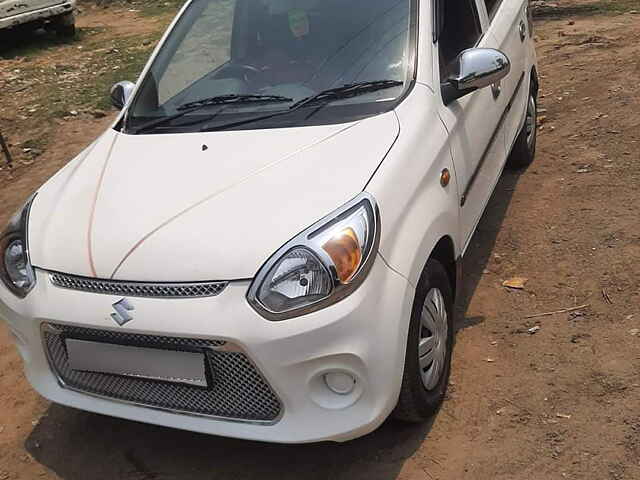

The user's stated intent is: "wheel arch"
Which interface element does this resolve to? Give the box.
[426,235,458,301]
[530,66,539,98]
[392,235,457,422]
[410,234,458,307]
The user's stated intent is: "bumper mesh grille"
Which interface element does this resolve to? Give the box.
[49,273,228,298]
[43,324,282,423]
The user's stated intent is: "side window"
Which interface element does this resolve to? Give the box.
[438,0,482,77]
[484,0,501,19]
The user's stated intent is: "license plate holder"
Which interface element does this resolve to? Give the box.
[65,338,208,388]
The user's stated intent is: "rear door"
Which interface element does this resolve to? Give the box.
[0,0,63,19]
[435,0,507,251]
[481,0,529,153]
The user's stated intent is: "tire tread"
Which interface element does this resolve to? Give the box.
[393,259,454,423]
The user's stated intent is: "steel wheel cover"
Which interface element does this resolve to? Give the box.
[418,288,449,390]
[526,94,537,151]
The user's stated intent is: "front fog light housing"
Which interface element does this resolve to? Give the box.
[324,372,356,395]
[248,192,379,320]
[1,194,37,298]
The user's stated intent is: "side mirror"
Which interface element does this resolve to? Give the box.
[110,81,136,110]
[442,48,511,105]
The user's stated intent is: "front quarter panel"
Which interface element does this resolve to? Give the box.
[367,84,460,287]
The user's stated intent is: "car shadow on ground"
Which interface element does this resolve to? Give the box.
[0,27,79,58]
[455,169,524,332]
[26,405,435,480]
[24,169,524,480]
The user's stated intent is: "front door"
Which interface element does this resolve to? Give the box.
[481,0,530,153]
[435,0,507,251]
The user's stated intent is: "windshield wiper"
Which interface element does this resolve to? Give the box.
[130,94,293,134]
[289,80,404,110]
[177,94,293,111]
[200,80,404,132]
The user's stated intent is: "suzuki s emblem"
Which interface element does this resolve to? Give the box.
[111,298,135,326]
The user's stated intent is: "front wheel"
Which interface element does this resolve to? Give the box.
[53,13,76,38]
[55,23,76,38]
[506,89,537,169]
[393,259,454,422]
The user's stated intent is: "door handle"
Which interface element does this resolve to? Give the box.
[519,20,526,41]
[491,83,501,99]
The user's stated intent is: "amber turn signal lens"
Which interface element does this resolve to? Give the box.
[322,227,362,284]
[440,168,451,187]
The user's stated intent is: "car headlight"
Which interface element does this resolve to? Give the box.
[248,192,379,320]
[0,194,37,298]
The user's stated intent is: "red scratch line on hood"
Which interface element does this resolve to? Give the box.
[109,122,359,279]
[88,135,118,278]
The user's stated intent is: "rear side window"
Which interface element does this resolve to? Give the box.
[437,0,482,76]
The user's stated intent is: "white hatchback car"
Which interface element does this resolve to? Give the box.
[0,0,76,36]
[0,0,537,443]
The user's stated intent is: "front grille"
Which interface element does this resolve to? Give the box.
[49,272,228,298]
[43,323,282,423]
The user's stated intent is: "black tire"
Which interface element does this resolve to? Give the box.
[52,13,76,38]
[506,88,538,169]
[55,23,76,38]
[393,259,454,422]
[12,22,39,38]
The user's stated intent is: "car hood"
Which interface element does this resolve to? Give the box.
[29,113,399,281]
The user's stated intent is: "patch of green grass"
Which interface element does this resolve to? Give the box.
[50,108,71,118]
[21,138,46,150]
[71,32,162,110]
[136,0,186,17]
[60,2,181,111]
[0,2,179,175]
[81,0,185,18]
[6,31,163,160]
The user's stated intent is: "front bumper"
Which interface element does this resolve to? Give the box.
[0,255,415,443]
[0,1,75,30]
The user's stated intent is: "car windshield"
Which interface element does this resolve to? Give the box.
[126,0,414,133]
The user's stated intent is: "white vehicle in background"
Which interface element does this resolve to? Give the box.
[0,0,76,36]
[0,0,537,443]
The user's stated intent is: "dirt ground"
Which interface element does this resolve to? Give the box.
[1,2,640,479]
